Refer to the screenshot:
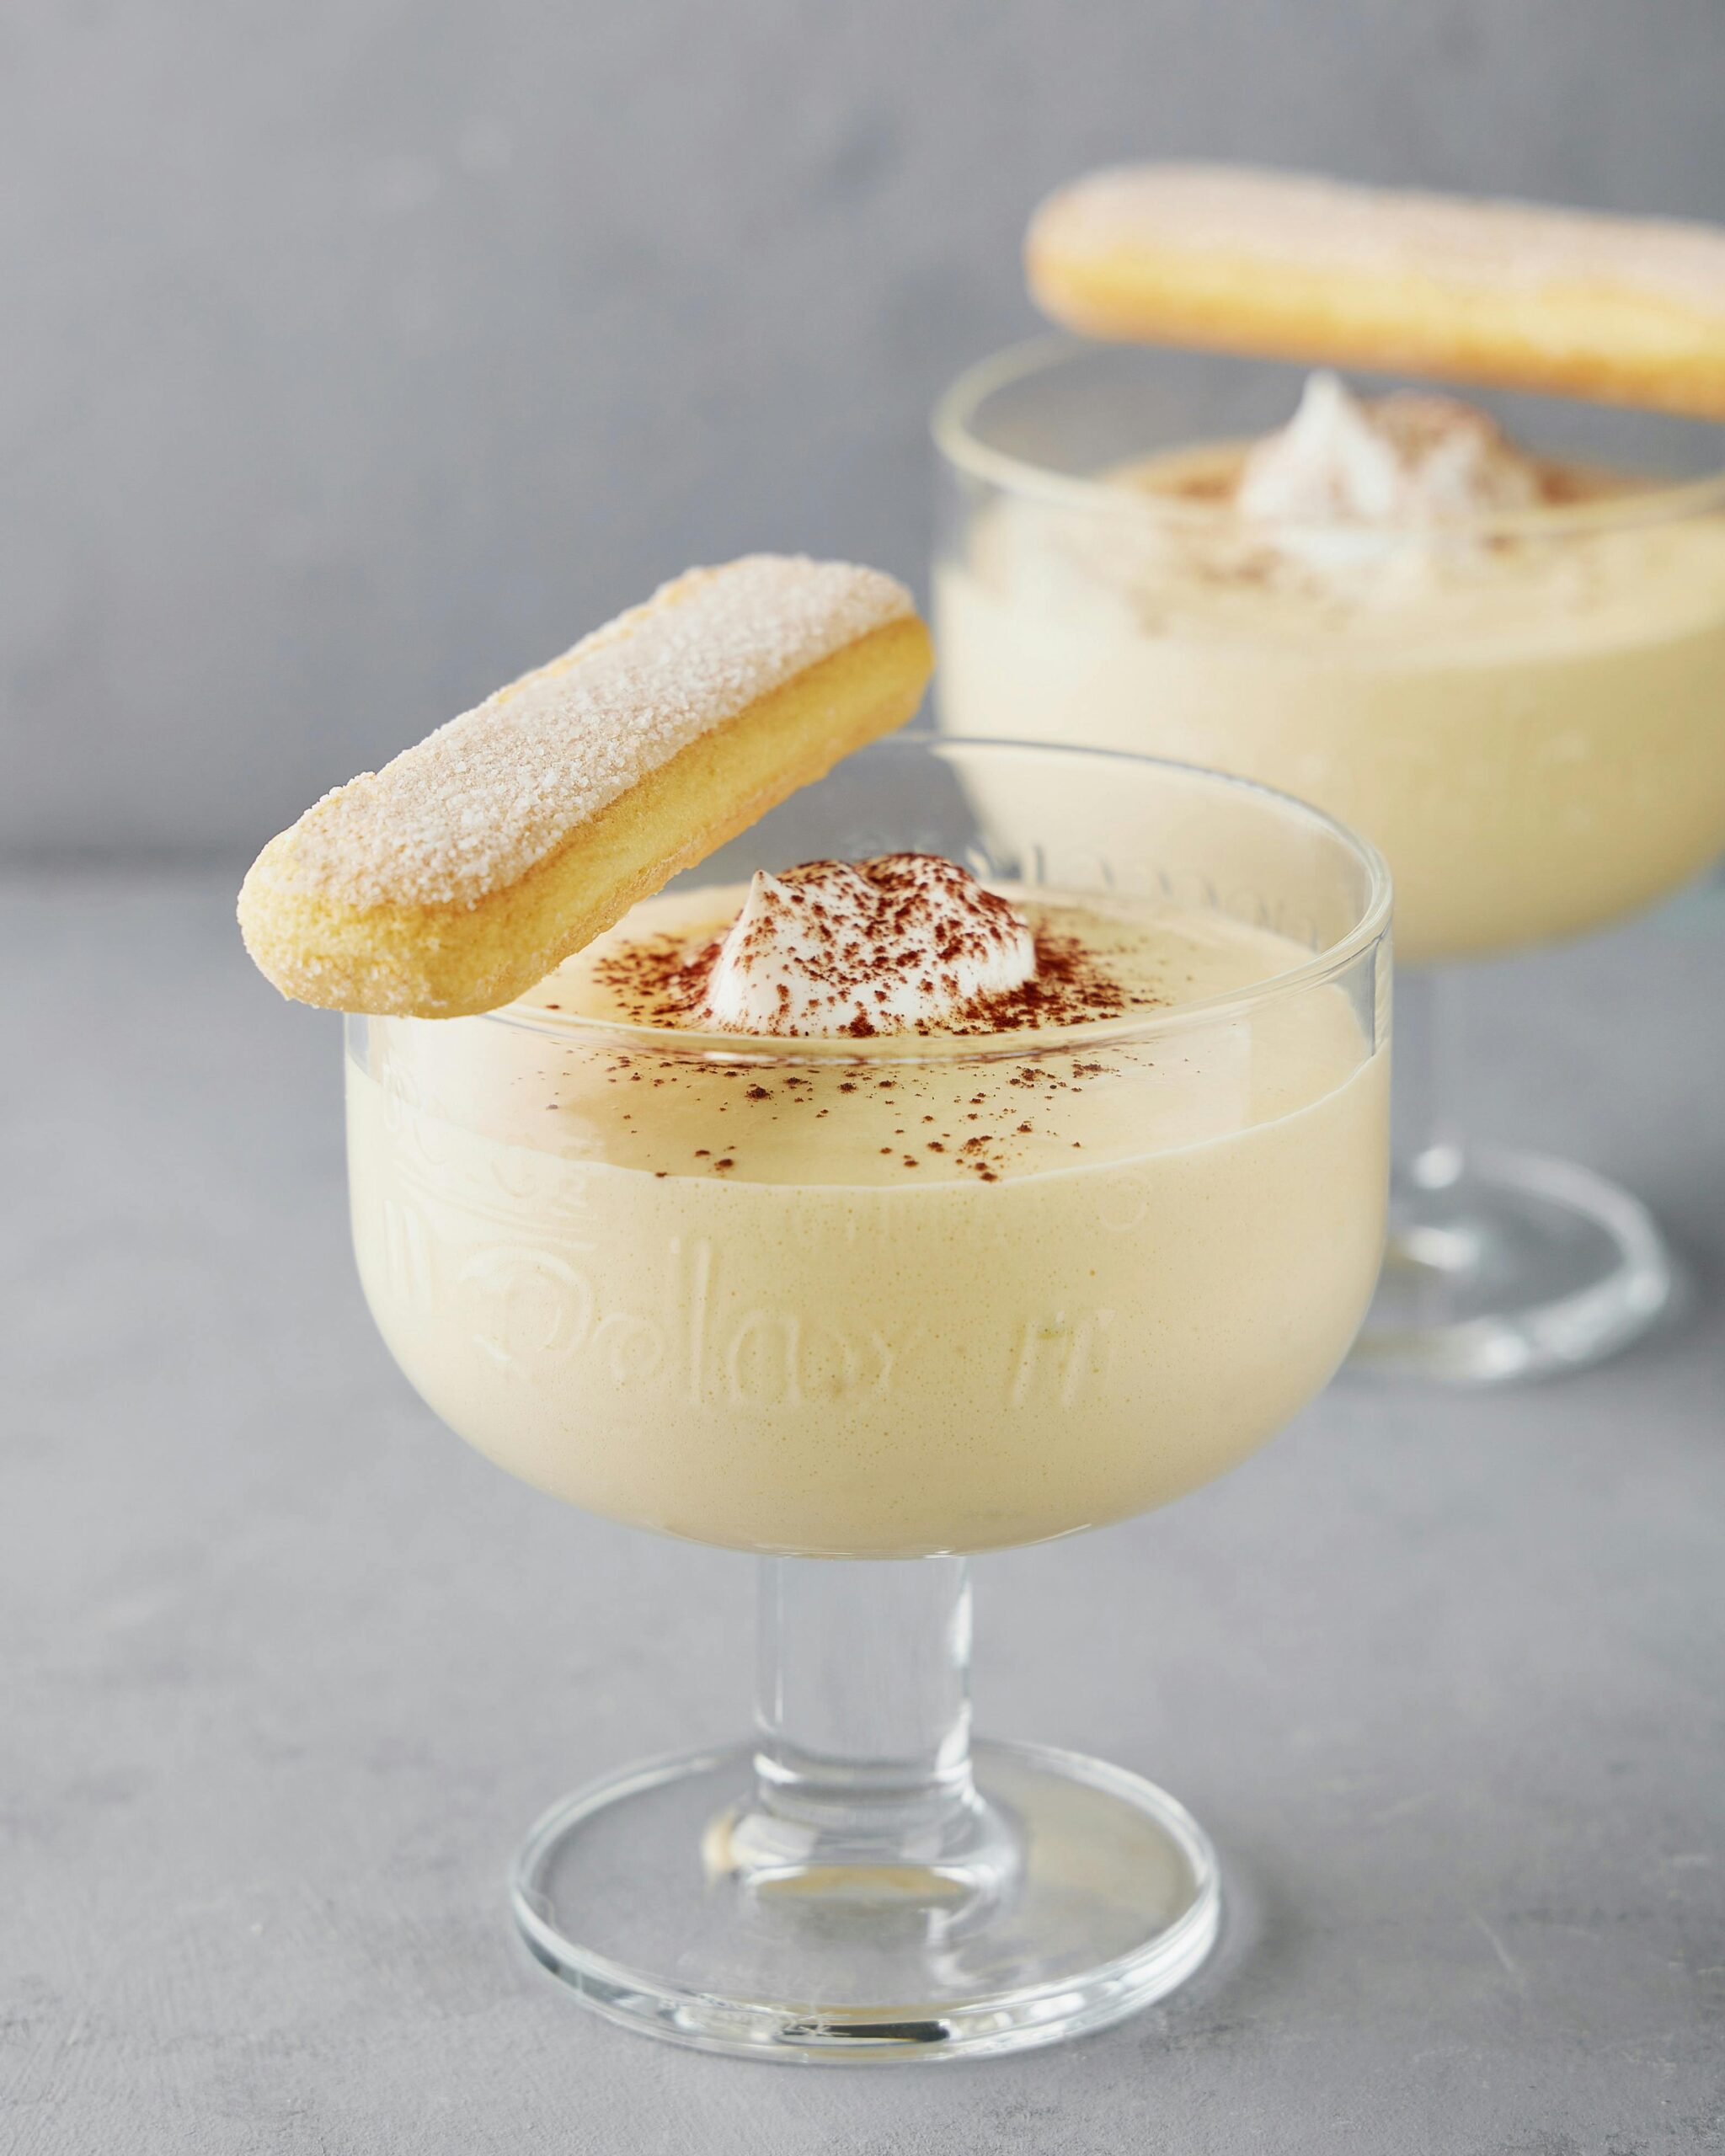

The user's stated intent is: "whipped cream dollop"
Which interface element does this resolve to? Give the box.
[1237,371,1544,529]
[700,855,1037,1037]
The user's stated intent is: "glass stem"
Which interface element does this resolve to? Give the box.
[734,1556,1014,1892]
[1394,966,1463,1190]
[756,1554,974,1837]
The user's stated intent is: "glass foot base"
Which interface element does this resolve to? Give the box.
[511,1737,1220,2063]
[1352,1145,1678,1385]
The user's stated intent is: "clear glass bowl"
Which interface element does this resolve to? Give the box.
[935,339,1725,1382]
[344,735,1391,2060]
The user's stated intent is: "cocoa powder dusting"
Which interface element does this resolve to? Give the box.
[594,915,1155,1038]
[580,879,1160,1182]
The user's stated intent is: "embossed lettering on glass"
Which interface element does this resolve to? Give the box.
[345,736,1391,2060]
[935,342,1725,1382]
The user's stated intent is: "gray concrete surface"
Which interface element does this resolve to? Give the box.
[2,872,1722,2153]
[6,0,1725,864]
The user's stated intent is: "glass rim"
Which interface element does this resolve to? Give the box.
[475,735,1392,1068]
[932,333,1725,539]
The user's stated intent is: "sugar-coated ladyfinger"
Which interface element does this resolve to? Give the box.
[238,556,932,1017]
[1027,163,1725,419]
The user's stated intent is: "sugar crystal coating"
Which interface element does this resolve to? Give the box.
[1035,164,1725,313]
[285,556,915,910]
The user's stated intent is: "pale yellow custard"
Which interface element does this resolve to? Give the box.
[347,884,1386,1557]
[937,442,1725,966]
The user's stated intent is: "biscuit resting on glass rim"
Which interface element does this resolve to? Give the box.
[1027,163,1725,419]
[238,555,932,1017]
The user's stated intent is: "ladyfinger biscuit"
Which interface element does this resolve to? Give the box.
[239,556,932,1018]
[1027,163,1725,419]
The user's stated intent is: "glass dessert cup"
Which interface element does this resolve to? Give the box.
[345,736,1391,2061]
[934,339,1725,1385]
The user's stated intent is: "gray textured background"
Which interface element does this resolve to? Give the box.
[6,0,1725,862]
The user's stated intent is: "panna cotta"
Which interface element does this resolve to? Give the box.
[347,862,1387,1557]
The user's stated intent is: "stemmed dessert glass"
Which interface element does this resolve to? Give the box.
[346,735,1390,2060]
[934,338,1725,1384]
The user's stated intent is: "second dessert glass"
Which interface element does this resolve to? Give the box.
[935,339,1725,1383]
[345,736,1390,2061]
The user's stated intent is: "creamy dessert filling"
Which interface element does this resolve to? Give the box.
[1236,371,1544,527]
[697,854,1035,1036]
[517,879,1274,1186]
[935,376,1725,963]
[349,876,1386,1552]
[587,857,1154,1043]
[1104,371,1587,598]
